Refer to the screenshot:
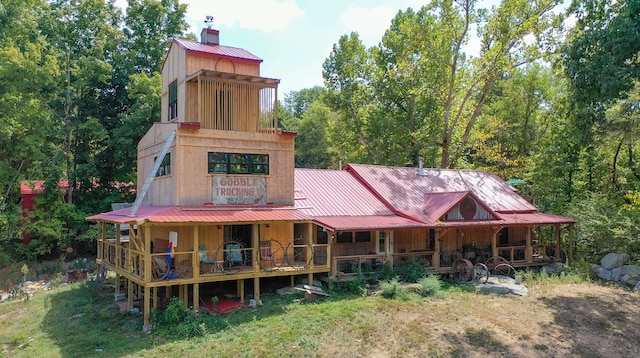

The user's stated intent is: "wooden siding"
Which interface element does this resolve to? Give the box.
[137,123,294,207]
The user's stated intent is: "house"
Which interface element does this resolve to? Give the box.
[88,27,574,331]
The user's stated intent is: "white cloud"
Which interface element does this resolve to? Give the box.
[186,0,304,32]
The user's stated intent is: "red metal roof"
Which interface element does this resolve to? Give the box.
[346,164,538,214]
[421,191,501,223]
[294,168,396,217]
[173,38,262,63]
[312,215,428,231]
[87,206,308,224]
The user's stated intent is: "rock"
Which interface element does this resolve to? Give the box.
[276,286,299,295]
[298,277,323,288]
[600,253,629,270]
[486,275,516,285]
[596,267,613,280]
[635,281,640,293]
[542,262,570,275]
[611,266,623,281]
[477,282,528,296]
[619,265,640,286]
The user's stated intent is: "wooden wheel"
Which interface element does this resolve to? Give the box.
[485,256,509,271]
[492,263,516,278]
[452,258,474,282]
[473,263,489,284]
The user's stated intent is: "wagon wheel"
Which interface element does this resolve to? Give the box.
[473,262,489,284]
[492,263,516,278]
[485,256,509,271]
[452,258,474,282]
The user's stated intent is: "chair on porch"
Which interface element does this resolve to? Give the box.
[259,241,276,268]
[225,243,244,269]
[199,246,223,272]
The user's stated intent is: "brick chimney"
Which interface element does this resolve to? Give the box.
[201,28,219,46]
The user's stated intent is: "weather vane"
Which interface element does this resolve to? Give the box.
[205,15,214,29]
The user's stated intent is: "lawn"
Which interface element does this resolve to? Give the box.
[1,275,639,358]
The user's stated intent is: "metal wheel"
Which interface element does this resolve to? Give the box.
[492,263,516,278]
[485,256,509,271]
[452,258,474,282]
[473,262,489,284]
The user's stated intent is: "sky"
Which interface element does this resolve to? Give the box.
[115,0,571,97]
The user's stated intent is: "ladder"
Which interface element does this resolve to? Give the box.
[129,129,176,217]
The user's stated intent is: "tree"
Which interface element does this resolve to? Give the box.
[295,101,336,169]
[563,0,640,142]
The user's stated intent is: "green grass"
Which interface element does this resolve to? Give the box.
[0,270,593,357]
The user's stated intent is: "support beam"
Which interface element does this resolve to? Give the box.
[237,279,245,303]
[555,225,561,262]
[143,286,151,332]
[144,226,151,282]
[254,277,260,303]
[127,279,134,311]
[193,283,200,315]
[193,225,200,278]
[525,226,533,263]
[153,287,158,310]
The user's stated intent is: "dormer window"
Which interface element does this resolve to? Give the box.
[168,80,177,120]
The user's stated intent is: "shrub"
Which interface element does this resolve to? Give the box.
[394,261,429,283]
[154,297,208,338]
[417,275,442,297]
[380,278,406,299]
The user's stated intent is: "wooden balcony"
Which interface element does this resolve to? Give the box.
[97,239,330,287]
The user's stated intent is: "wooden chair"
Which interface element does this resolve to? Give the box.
[225,243,243,269]
[259,240,276,268]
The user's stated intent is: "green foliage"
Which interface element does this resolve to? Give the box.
[394,261,429,283]
[154,298,208,338]
[418,275,443,297]
[379,278,410,300]
[569,192,640,263]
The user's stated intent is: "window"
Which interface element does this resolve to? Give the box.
[208,152,269,175]
[429,229,436,249]
[336,232,351,244]
[168,80,177,120]
[155,153,171,177]
[355,232,371,243]
[316,226,328,244]
[499,228,509,246]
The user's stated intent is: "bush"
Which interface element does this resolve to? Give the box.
[394,261,429,283]
[380,278,410,300]
[417,275,442,297]
[154,298,208,338]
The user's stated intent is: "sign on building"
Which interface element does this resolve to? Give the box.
[212,176,267,205]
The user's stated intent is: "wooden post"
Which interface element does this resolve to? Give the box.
[153,287,158,310]
[166,285,172,299]
[555,225,561,262]
[492,227,500,259]
[127,279,134,309]
[193,225,200,278]
[526,226,533,263]
[384,231,392,268]
[115,273,121,296]
[308,273,313,286]
[252,224,259,272]
[143,286,151,332]
[237,279,245,303]
[254,277,260,304]
[307,223,314,269]
[291,275,295,287]
[433,230,442,269]
[144,226,151,283]
[193,283,200,315]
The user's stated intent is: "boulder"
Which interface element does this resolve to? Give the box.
[276,286,299,295]
[596,267,613,280]
[611,266,623,281]
[635,281,640,293]
[619,265,640,287]
[600,253,629,270]
[542,262,570,275]
[477,282,528,296]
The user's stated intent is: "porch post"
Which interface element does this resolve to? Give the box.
[568,224,575,264]
[252,224,259,273]
[153,287,158,310]
[307,223,315,269]
[193,225,200,279]
[237,279,245,303]
[143,286,151,332]
[384,230,392,267]
[193,283,200,315]
[492,227,500,259]
[127,279,134,311]
[254,277,260,304]
[555,225,561,262]
[433,230,441,269]
[144,225,151,282]
[525,226,533,263]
